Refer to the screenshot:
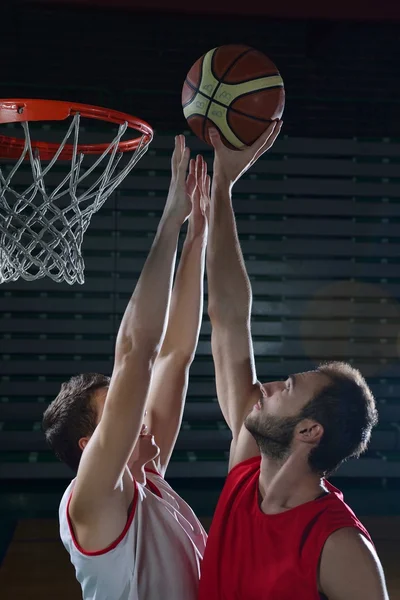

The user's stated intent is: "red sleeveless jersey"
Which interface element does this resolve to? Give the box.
[198,456,371,600]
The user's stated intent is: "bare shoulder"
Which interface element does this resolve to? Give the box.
[69,470,135,553]
[319,527,389,600]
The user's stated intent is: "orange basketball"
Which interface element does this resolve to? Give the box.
[182,44,285,149]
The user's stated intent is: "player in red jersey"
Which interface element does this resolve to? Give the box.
[199,121,389,600]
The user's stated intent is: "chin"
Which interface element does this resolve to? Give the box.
[244,411,257,429]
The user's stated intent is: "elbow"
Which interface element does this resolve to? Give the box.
[157,348,195,369]
[116,332,160,369]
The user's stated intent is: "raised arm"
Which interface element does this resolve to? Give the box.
[145,155,210,475]
[207,122,282,470]
[70,136,195,536]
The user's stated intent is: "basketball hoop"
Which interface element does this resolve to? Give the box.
[0,99,153,284]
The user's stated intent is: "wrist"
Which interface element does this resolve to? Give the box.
[212,171,234,193]
[186,222,207,242]
[184,231,208,252]
[157,213,183,235]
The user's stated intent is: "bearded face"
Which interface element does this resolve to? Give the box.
[244,409,303,461]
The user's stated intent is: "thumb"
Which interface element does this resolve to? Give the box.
[208,127,223,150]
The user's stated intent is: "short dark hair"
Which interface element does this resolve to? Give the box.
[300,362,378,476]
[42,373,110,472]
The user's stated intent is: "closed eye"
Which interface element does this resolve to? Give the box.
[287,374,296,392]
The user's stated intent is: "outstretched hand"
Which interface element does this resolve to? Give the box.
[187,154,211,240]
[164,134,196,225]
[209,120,283,187]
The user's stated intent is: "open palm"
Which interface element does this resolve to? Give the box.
[210,120,283,186]
[165,134,196,224]
[188,154,211,239]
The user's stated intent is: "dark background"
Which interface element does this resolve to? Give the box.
[1,0,400,508]
[2,1,400,138]
[1,4,400,590]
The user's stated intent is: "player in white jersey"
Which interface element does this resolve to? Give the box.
[42,136,210,600]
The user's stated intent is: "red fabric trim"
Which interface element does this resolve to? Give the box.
[229,455,261,476]
[146,477,162,498]
[66,480,138,556]
[145,467,164,478]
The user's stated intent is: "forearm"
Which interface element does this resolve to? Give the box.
[207,175,258,431]
[144,232,205,472]
[116,214,181,361]
[207,176,252,323]
[159,230,206,361]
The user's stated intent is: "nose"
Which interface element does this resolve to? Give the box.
[260,381,282,398]
[262,381,276,398]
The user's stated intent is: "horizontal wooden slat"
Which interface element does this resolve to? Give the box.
[5,134,400,166]
[119,257,400,280]
[247,280,400,298]
[3,317,400,339]
[78,257,400,280]
[0,428,232,452]
[1,339,114,354]
[1,276,117,293]
[0,462,75,479]
[115,197,400,218]
[136,154,400,178]
[194,340,399,359]
[242,260,400,279]
[0,313,399,340]
[0,456,397,479]
[207,320,400,338]
[151,135,400,158]
[0,297,399,318]
[0,298,114,312]
[2,273,129,292]
[1,379,398,400]
[6,277,400,300]
[0,360,113,375]
[11,171,400,197]
[1,399,396,423]
[2,359,400,378]
[0,427,395,453]
[79,235,400,258]
[249,300,400,319]
[4,273,397,304]
[0,379,217,397]
[13,230,400,261]
[118,175,399,198]
[86,215,400,238]
[0,401,222,421]
[0,318,116,334]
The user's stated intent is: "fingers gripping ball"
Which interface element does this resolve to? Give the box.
[182,44,285,149]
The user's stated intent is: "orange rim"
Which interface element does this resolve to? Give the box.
[0,98,153,160]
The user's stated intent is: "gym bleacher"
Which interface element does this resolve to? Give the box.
[1,132,400,517]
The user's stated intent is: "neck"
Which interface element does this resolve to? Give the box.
[258,448,326,514]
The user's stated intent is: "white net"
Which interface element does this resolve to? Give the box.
[0,113,151,284]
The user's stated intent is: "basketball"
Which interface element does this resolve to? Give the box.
[182,44,285,149]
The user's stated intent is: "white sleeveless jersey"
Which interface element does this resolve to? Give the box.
[59,469,207,600]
